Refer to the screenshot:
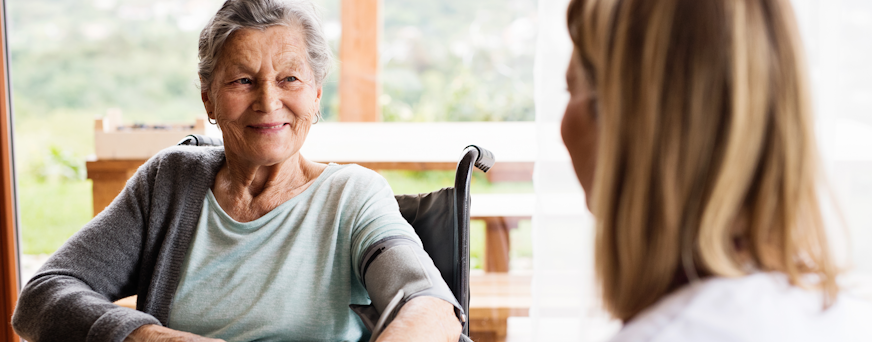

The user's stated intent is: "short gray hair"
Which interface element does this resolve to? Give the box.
[198,0,333,91]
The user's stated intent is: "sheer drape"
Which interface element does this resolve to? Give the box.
[531,0,619,340]
[793,0,872,293]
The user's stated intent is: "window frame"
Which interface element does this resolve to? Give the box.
[0,0,21,340]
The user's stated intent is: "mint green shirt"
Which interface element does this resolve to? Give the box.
[167,164,420,342]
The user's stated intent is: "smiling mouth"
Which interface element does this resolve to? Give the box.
[249,123,289,129]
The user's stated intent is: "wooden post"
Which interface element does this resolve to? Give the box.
[482,217,521,273]
[339,0,381,122]
[0,1,21,340]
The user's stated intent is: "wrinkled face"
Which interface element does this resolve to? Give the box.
[561,49,599,209]
[203,25,322,166]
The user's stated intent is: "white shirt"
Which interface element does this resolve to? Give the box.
[611,273,872,342]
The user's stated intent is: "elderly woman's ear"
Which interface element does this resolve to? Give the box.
[312,85,322,108]
[199,74,215,121]
[201,90,215,120]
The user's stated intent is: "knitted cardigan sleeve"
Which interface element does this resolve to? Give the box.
[12,153,165,342]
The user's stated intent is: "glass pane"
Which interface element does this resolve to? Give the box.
[8,1,536,340]
[382,0,538,121]
[8,0,225,280]
[311,0,341,121]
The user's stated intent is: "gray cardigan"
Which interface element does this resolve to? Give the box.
[13,146,229,342]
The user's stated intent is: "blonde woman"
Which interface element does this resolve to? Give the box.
[561,0,872,340]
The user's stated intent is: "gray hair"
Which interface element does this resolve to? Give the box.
[198,0,333,91]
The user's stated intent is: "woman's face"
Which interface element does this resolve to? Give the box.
[203,25,322,167]
[561,49,599,208]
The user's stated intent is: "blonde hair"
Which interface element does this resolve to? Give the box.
[567,0,838,320]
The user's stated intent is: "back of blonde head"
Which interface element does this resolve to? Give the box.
[567,0,838,320]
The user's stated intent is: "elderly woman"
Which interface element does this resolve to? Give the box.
[11,1,463,341]
[561,0,872,340]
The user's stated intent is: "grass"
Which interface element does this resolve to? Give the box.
[378,169,534,195]
[15,111,95,255]
[18,178,92,254]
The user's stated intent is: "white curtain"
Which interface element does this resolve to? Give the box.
[531,0,620,340]
[792,0,872,294]
[530,0,872,340]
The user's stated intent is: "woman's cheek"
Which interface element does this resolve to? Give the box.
[561,102,579,151]
[562,99,598,193]
[561,99,586,157]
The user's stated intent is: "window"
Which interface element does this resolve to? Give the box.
[7,0,538,340]
[381,0,537,122]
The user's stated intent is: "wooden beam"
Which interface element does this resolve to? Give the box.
[0,0,21,340]
[339,0,380,122]
[336,161,457,171]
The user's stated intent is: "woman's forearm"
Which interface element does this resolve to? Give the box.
[376,296,462,342]
[124,324,226,342]
[12,156,160,341]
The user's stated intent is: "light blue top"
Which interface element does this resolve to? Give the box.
[167,164,420,342]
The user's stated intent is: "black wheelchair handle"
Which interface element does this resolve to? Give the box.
[177,134,224,147]
[463,145,495,173]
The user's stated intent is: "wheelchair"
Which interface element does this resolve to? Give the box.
[179,135,495,337]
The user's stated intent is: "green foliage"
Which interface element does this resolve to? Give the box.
[381,0,537,121]
[378,170,533,195]
[7,0,208,123]
[30,145,86,182]
[470,220,485,270]
[13,111,95,254]
[7,0,535,123]
[17,177,93,255]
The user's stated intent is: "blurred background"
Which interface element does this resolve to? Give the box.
[9,0,537,264]
[9,1,539,340]
[5,0,872,341]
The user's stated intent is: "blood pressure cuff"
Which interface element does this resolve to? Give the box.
[350,236,466,338]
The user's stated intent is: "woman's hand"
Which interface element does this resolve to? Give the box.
[376,296,462,342]
[124,325,226,342]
